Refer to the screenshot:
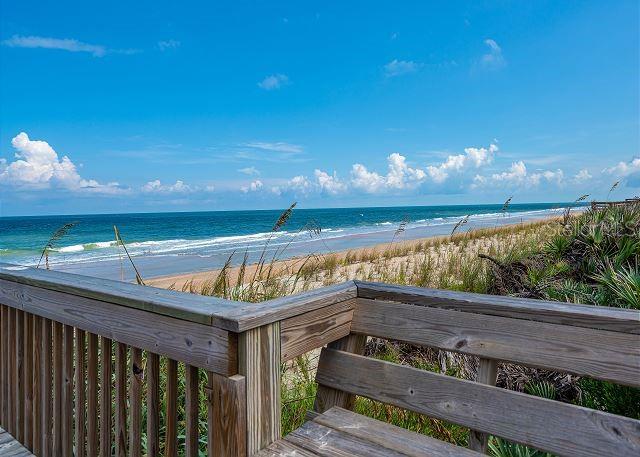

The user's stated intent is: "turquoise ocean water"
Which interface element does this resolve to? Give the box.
[0,203,577,280]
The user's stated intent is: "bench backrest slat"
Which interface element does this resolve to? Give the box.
[353,298,640,387]
[316,348,640,457]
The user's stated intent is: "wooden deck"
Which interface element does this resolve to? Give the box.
[0,428,33,456]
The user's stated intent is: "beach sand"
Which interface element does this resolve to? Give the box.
[147,216,559,291]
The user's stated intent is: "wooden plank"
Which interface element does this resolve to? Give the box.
[52,321,63,456]
[100,337,113,457]
[185,365,199,457]
[164,358,178,457]
[314,334,366,414]
[316,349,640,457]
[146,352,160,457]
[62,325,74,457]
[23,313,33,451]
[239,322,281,454]
[115,343,127,457]
[0,263,241,328]
[281,299,355,361]
[314,407,483,457]
[286,420,409,457]
[353,298,640,387]
[129,347,143,457]
[226,281,358,331]
[355,281,640,334]
[75,329,86,457]
[8,307,15,437]
[31,316,41,456]
[15,310,23,443]
[255,440,318,457]
[40,318,52,457]
[208,373,246,457]
[0,427,35,457]
[0,280,237,374]
[86,333,98,457]
[467,359,498,453]
[1,305,7,430]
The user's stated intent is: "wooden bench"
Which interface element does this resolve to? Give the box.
[262,286,640,456]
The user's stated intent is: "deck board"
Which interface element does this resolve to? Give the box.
[0,428,34,456]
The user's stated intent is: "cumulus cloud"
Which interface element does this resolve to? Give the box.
[1,35,138,57]
[238,166,260,176]
[158,39,180,51]
[0,132,122,193]
[241,180,263,193]
[426,143,498,183]
[473,161,564,188]
[384,59,420,77]
[480,39,506,69]
[258,74,289,90]
[603,157,640,177]
[142,180,191,193]
[573,169,592,183]
[314,169,347,195]
[351,153,426,193]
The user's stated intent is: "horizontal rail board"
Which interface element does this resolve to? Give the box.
[225,281,358,331]
[353,298,640,387]
[0,278,237,374]
[316,349,640,457]
[356,281,640,334]
[281,299,355,361]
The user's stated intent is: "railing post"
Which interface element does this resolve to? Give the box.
[238,322,281,455]
[468,358,499,453]
[208,372,246,457]
[314,333,367,413]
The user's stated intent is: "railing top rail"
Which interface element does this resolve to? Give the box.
[356,281,640,334]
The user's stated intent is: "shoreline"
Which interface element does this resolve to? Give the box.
[147,216,559,290]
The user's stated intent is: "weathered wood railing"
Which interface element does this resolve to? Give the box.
[0,263,638,456]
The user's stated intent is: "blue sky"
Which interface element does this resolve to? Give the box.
[0,0,638,216]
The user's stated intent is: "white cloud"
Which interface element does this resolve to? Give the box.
[258,74,289,90]
[473,161,564,188]
[238,166,260,176]
[480,39,506,69]
[314,169,347,195]
[384,59,420,77]
[351,153,426,193]
[1,35,138,57]
[603,157,640,177]
[244,142,303,153]
[240,180,263,193]
[427,143,498,183]
[158,40,180,51]
[142,179,191,194]
[0,132,123,193]
[573,169,592,183]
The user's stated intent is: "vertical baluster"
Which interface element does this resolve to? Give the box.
[52,321,63,456]
[16,309,24,442]
[208,372,246,457]
[146,352,160,457]
[8,307,15,437]
[468,358,499,453]
[32,315,42,456]
[24,313,33,450]
[0,305,7,429]
[63,324,74,456]
[185,365,199,457]
[164,358,178,457]
[115,342,127,457]
[41,318,52,457]
[87,333,99,456]
[9,307,16,437]
[100,337,113,457]
[75,329,86,457]
[129,347,143,457]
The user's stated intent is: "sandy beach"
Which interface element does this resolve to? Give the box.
[147,216,559,291]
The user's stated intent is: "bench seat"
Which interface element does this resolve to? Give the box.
[257,407,483,457]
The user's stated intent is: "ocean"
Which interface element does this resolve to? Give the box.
[0,203,576,281]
